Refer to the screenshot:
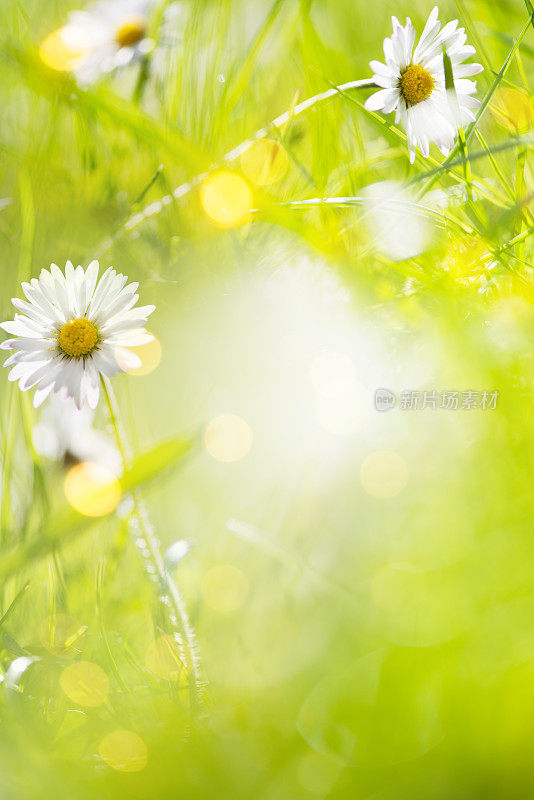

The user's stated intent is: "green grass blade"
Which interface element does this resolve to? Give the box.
[0,434,196,580]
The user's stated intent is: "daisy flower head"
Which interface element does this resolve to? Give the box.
[365,6,483,163]
[1,261,155,410]
[62,0,155,85]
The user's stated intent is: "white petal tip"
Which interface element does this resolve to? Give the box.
[33,390,49,408]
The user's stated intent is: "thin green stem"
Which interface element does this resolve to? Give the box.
[100,375,203,718]
[457,127,473,203]
[133,56,151,106]
[1,384,15,547]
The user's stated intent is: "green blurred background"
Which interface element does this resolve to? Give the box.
[0,0,533,797]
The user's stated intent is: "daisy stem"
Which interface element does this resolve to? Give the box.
[457,127,473,204]
[133,0,174,105]
[100,375,203,719]
[133,57,151,106]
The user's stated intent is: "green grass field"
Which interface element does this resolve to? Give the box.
[0,0,533,797]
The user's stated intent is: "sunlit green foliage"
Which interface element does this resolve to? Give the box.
[0,0,533,797]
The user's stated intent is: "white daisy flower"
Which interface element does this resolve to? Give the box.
[65,0,155,84]
[1,260,155,410]
[365,6,483,163]
[32,392,122,475]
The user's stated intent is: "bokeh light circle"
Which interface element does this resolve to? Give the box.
[39,26,91,71]
[115,335,162,376]
[64,462,121,517]
[200,171,252,226]
[204,414,253,462]
[491,88,533,133]
[60,661,109,707]
[98,730,147,773]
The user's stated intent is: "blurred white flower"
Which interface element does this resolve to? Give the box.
[362,181,433,261]
[32,392,122,475]
[61,0,155,84]
[365,6,483,163]
[40,0,159,85]
[41,0,190,85]
[1,260,154,409]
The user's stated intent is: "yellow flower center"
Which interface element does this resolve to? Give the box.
[115,16,147,48]
[400,64,435,106]
[58,318,98,358]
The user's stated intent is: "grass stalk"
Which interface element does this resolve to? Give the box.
[98,78,375,247]
[100,375,203,719]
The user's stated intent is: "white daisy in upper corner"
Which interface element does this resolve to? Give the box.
[40,0,154,84]
[1,261,155,410]
[364,6,483,163]
[74,0,155,84]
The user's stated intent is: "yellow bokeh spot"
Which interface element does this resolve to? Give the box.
[200,171,252,226]
[241,139,289,186]
[491,88,533,133]
[98,730,147,773]
[201,564,249,613]
[371,563,428,613]
[38,614,86,659]
[309,351,356,398]
[360,450,408,498]
[64,462,121,517]
[60,661,109,707]
[145,635,186,681]
[116,336,162,376]
[39,26,91,72]
[204,414,253,463]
